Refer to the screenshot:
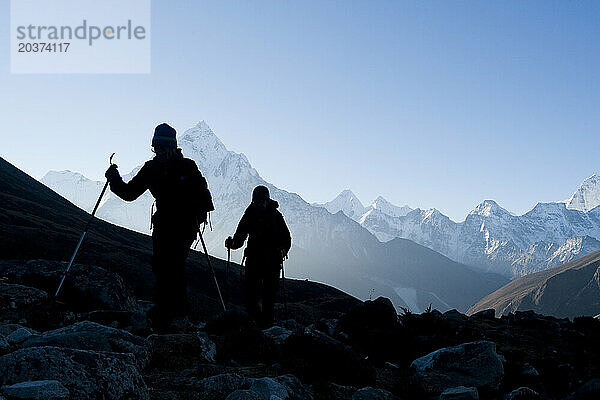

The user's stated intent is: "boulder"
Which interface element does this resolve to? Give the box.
[6,327,38,345]
[504,387,540,399]
[282,327,375,385]
[0,283,47,308]
[340,297,398,332]
[410,340,503,394]
[147,333,216,369]
[576,378,600,400]
[351,386,398,400]
[1,380,69,400]
[225,390,263,400]
[0,324,25,337]
[250,377,289,399]
[440,386,479,400]
[22,321,149,368]
[206,310,275,363]
[190,373,252,400]
[0,346,148,400]
[0,260,136,312]
[272,375,313,400]
[0,336,10,356]
[263,326,293,345]
[337,297,408,363]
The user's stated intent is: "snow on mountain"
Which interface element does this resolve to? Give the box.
[566,174,600,212]
[41,120,506,313]
[320,190,367,220]
[319,191,412,225]
[41,170,106,212]
[359,194,600,278]
[370,196,412,218]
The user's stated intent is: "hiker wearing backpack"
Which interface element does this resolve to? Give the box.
[105,123,214,331]
[225,185,291,328]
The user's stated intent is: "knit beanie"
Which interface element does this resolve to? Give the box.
[152,123,177,148]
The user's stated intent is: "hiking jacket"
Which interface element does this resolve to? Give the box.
[108,150,214,239]
[230,199,291,264]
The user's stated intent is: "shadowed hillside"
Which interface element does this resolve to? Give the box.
[468,249,600,318]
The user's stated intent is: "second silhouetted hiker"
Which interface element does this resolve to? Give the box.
[225,185,291,328]
[105,123,214,331]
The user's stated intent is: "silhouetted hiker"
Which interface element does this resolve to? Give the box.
[105,123,214,331]
[225,185,291,328]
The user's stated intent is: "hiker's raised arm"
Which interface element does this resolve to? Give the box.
[106,162,150,201]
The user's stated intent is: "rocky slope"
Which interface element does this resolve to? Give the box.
[36,122,507,313]
[468,249,600,319]
[2,261,600,400]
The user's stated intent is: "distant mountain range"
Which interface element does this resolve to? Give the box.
[40,121,507,313]
[317,177,600,279]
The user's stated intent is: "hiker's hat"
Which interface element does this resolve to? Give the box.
[252,185,270,202]
[152,123,177,149]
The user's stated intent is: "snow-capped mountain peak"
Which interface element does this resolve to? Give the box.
[321,189,366,220]
[370,196,412,218]
[566,174,600,212]
[470,200,509,217]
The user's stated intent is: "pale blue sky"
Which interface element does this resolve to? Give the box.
[1,1,599,221]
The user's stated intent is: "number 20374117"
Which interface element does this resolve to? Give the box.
[18,42,70,52]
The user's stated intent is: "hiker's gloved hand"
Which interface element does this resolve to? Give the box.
[280,249,288,260]
[225,236,233,249]
[105,164,120,182]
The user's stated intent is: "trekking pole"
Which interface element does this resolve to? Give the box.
[55,153,115,298]
[198,229,227,312]
[225,247,231,303]
[281,256,288,321]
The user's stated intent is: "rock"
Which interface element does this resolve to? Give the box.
[22,321,149,368]
[337,297,408,363]
[0,283,48,308]
[225,390,263,400]
[250,377,289,399]
[440,386,479,400]
[82,310,134,328]
[318,383,356,400]
[263,326,293,345]
[282,327,375,385]
[340,297,398,332]
[470,309,496,319]
[410,340,504,394]
[0,336,10,355]
[352,386,398,400]
[147,332,216,369]
[0,346,148,400]
[6,327,38,345]
[1,380,69,400]
[206,310,275,363]
[576,378,600,399]
[191,373,252,400]
[0,260,136,312]
[520,363,539,377]
[315,319,339,336]
[0,324,25,337]
[504,387,540,399]
[272,375,313,400]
